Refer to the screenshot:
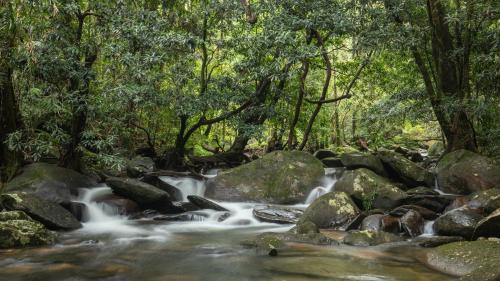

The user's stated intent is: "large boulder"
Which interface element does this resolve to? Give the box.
[472,209,500,239]
[436,150,500,194]
[426,240,500,279]
[105,177,178,213]
[4,163,97,204]
[340,153,387,176]
[205,151,324,204]
[378,150,434,188]
[468,188,500,213]
[0,193,81,230]
[0,211,56,249]
[298,191,360,229]
[126,156,155,178]
[335,168,407,210]
[433,208,483,239]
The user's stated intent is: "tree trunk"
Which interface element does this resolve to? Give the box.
[0,0,22,182]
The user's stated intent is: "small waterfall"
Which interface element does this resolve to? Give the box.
[160,176,206,201]
[422,220,435,236]
[75,187,144,236]
[304,168,338,205]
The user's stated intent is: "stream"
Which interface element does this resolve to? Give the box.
[0,169,453,281]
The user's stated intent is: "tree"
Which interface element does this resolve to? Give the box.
[0,0,23,182]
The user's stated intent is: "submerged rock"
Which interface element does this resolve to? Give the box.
[340,153,387,176]
[335,168,407,210]
[252,205,303,224]
[343,230,404,246]
[378,150,434,188]
[426,240,500,279]
[126,156,155,178]
[4,163,97,204]
[243,231,335,256]
[436,149,500,194]
[0,211,56,249]
[298,191,360,229]
[433,208,483,239]
[205,151,324,204]
[106,177,179,213]
[187,195,228,212]
[1,193,81,230]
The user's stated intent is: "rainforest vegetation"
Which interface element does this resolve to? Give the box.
[1,0,498,180]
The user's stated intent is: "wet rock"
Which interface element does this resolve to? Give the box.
[343,230,404,246]
[433,208,483,239]
[406,186,439,196]
[335,168,407,210]
[60,202,87,222]
[95,194,140,216]
[187,195,228,212]
[361,214,401,234]
[401,195,453,213]
[426,240,500,279]
[472,209,500,239]
[126,156,155,178]
[321,157,344,168]
[468,188,500,213]
[1,193,81,230]
[106,177,179,213]
[436,149,500,194]
[205,151,324,204]
[390,205,438,220]
[0,211,56,248]
[141,175,183,201]
[340,153,387,176]
[4,163,97,204]
[378,150,434,188]
[172,201,200,212]
[343,212,367,231]
[400,210,424,237]
[298,191,360,229]
[252,205,303,224]
[313,149,337,160]
[409,236,463,248]
[217,212,231,222]
[153,212,208,222]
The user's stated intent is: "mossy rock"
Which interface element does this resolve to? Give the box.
[206,151,324,204]
[468,188,500,213]
[433,208,483,239]
[126,156,155,178]
[426,240,500,278]
[343,230,404,246]
[4,163,97,204]
[298,191,360,229]
[378,150,434,188]
[428,141,445,157]
[0,192,82,230]
[436,150,500,194]
[0,211,56,249]
[335,168,407,210]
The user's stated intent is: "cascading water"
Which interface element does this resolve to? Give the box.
[160,176,206,201]
[422,220,435,236]
[304,168,338,204]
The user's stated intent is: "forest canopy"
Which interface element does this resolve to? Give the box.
[1,0,499,180]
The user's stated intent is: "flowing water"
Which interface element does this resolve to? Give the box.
[0,169,453,281]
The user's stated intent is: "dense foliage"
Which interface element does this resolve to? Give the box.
[1,0,498,179]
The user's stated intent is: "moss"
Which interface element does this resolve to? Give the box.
[427,240,500,277]
[0,219,56,248]
[0,211,32,221]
